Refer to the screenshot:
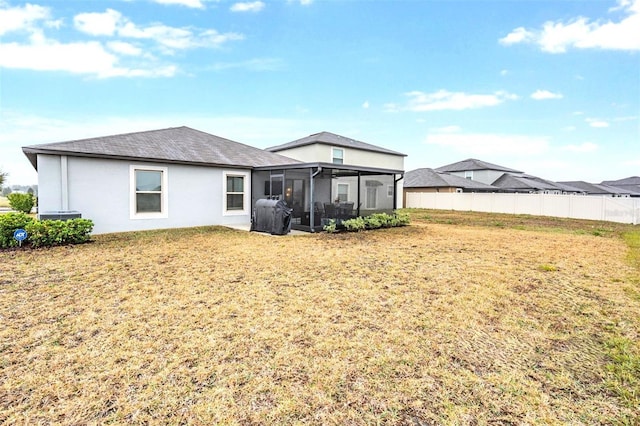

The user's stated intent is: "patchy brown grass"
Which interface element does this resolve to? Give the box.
[1,210,639,424]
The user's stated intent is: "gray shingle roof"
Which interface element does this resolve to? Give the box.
[22,126,301,169]
[404,168,498,190]
[557,181,632,195]
[492,173,562,191]
[435,158,523,173]
[266,131,406,157]
[602,176,640,185]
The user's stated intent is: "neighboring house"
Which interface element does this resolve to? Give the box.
[491,173,565,194]
[601,176,640,197]
[23,127,404,234]
[434,158,523,185]
[557,181,632,197]
[403,168,497,205]
[265,131,406,225]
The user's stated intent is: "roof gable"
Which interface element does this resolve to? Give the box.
[266,131,406,157]
[492,173,560,191]
[404,168,497,190]
[435,158,523,173]
[22,126,301,169]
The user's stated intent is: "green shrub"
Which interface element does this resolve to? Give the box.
[343,216,366,232]
[323,219,338,233]
[26,218,94,248]
[325,212,410,233]
[7,193,35,214]
[0,212,34,248]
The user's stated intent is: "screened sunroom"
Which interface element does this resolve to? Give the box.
[252,163,404,232]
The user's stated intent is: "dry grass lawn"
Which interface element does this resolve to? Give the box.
[1,210,639,424]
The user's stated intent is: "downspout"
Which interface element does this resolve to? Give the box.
[61,155,69,211]
[394,173,404,210]
[310,166,322,232]
[357,173,361,217]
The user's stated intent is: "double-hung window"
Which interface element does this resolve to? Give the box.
[130,166,168,219]
[227,176,244,210]
[332,148,344,165]
[223,171,250,215]
[337,183,349,202]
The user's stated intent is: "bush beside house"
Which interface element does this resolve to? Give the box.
[0,212,93,249]
[7,193,35,214]
[324,211,410,233]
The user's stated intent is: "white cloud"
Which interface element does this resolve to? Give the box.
[152,0,206,8]
[561,142,598,152]
[425,132,549,156]
[0,5,244,78]
[0,36,176,78]
[118,22,243,51]
[586,118,610,128]
[499,0,640,52]
[531,89,563,100]
[500,69,509,76]
[107,41,143,56]
[74,9,121,36]
[230,1,265,12]
[288,0,313,5]
[499,27,534,46]
[391,90,518,112]
[210,57,284,71]
[0,3,50,36]
[362,101,370,109]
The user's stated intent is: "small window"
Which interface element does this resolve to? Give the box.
[387,185,394,197]
[465,171,473,180]
[337,183,349,202]
[226,175,245,210]
[130,166,168,219]
[332,148,344,165]
[223,170,250,215]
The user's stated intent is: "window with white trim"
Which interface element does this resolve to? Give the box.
[337,183,349,202]
[464,171,473,180]
[223,171,250,215]
[130,165,168,219]
[387,185,393,197]
[332,148,344,164]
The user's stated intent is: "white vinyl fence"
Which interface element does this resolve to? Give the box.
[405,192,640,225]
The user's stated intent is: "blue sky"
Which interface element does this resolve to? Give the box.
[0,0,638,186]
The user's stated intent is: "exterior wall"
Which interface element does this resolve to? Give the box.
[276,144,404,170]
[449,170,504,185]
[37,155,64,211]
[38,155,252,234]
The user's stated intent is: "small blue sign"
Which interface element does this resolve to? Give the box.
[13,229,28,242]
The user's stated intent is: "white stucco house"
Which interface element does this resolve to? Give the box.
[22,127,405,234]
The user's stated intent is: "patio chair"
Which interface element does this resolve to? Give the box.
[324,203,336,218]
[342,202,355,219]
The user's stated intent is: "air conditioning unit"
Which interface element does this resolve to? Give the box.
[39,211,82,221]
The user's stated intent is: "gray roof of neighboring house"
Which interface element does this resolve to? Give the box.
[266,131,407,157]
[492,173,562,191]
[552,181,589,193]
[557,180,632,195]
[22,126,301,170]
[404,168,498,190]
[602,176,640,185]
[435,158,523,173]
